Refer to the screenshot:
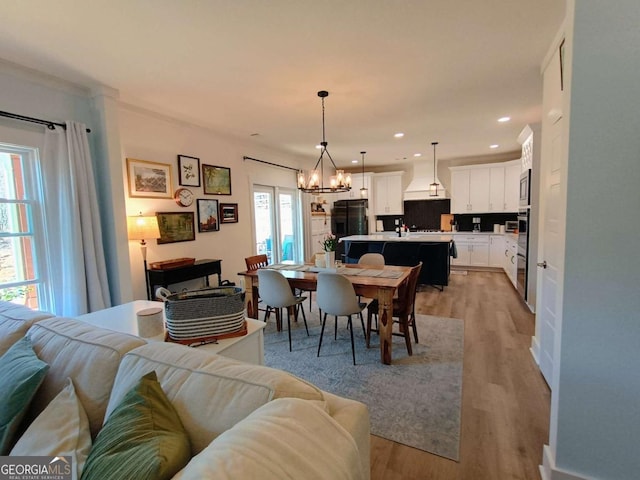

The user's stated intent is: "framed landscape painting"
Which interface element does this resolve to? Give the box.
[197,199,220,232]
[156,212,195,244]
[127,158,173,198]
[177,154,201,187]
[202,164,231,195]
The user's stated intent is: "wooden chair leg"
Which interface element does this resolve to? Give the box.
[400,315,413,356]
[410,311,419,343]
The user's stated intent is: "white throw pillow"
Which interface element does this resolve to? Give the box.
[10,377,92,480]
[172,398,364,480]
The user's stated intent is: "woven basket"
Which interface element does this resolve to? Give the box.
[157,286,246,342]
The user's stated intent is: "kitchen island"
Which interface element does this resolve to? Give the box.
[340,233,454,288]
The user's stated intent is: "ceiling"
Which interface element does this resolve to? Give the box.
[0,1,565,169]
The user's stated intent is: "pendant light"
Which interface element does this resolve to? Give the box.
[359,151,368,198]
[429,141,440,197]
[297,91,351,193]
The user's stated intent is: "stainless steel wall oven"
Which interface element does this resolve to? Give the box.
[517,209,530,300]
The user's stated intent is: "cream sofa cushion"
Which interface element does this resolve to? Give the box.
[172,397,365,480]
[26,317,146,438]
[0,301,53,356]
[108,343,275,454]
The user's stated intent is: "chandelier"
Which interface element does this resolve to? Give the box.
[429,141,440,197]
[297,91,351,193]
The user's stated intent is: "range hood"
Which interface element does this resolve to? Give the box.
[404,158,447,200]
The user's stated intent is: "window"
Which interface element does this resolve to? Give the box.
[0,144,49,310]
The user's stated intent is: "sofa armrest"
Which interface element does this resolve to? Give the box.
[323,391,371,480]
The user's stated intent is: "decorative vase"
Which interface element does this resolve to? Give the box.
[325,250,335,268]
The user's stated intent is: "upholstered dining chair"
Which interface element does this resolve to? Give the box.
[357,252,385,266]
[366,261,423,356]
[257,269,309,352]
[316,272,367,365]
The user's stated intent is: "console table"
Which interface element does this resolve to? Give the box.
[146,259,222,300]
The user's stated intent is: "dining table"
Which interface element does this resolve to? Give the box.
[238,263,412,365]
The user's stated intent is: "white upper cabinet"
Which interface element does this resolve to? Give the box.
[450,160,520,213]
[489,166,505,212]
[504,162,521,212]
[373,172,404,215]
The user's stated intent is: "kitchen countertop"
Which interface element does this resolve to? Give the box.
[341,233,454,242]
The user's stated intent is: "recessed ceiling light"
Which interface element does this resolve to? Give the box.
[414,153,422,157]
[394,133,404,138]
[351,159,358,164]
[498,116,511,123]
[490,144,499,149]
[315,144,322,149]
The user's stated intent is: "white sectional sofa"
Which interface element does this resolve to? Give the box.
[0,301,370,479]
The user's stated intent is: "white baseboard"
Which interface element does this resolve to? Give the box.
[540,445,588,480]
[530,336,541,365]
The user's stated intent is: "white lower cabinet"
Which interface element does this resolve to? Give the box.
[504,236,518,286]
[452,235,489,267]
[489,235,505,267]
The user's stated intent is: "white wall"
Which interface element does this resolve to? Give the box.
[551,1,640,478]
[118,105,302,300]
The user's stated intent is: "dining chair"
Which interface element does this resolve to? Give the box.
[257,269,309,352]
[245,254,274,324]
[357,252,385,266]
[366,261,423,356]
[316,272,367,365]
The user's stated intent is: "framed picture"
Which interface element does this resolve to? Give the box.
[197,199,220,232]
[126,158,173,198]
[177,155,201,187]
[156,212,195,244]
[220,203,239,223]
[202,164,232,195]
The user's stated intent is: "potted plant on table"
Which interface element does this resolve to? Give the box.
[320,233,338,268]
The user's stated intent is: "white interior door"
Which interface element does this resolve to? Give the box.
[535,115,565,388]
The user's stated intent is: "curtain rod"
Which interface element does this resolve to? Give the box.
[0,110,91,133]
[243,155,299,172]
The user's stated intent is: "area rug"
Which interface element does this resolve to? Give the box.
[263,309,464,461]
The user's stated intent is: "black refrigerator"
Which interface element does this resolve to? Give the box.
[331,199,369,260]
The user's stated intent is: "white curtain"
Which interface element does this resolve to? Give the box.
[41,122,111,316]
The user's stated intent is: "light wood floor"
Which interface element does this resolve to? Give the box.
[370,270,551,480]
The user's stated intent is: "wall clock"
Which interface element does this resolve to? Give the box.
[174,188,194,207]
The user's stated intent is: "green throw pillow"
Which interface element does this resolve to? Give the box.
[80,371,191,480]
[0,335,49,455]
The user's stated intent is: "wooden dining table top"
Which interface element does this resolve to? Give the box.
[238,263,411,291]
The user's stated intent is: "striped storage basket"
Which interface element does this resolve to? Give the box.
[157,286,246,343]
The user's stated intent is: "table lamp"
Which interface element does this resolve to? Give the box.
[127,214,161,297]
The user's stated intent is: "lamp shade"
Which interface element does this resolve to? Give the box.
[127,215,160,241]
